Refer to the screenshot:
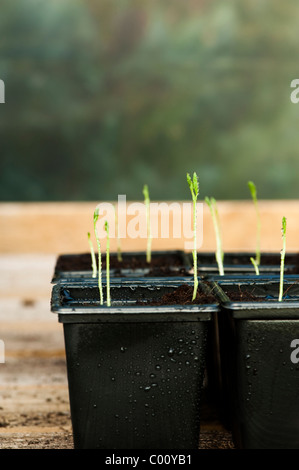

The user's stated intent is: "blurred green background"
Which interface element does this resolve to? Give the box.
[1,0,299,201]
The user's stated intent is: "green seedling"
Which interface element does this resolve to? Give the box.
[114,204,123,262]
[248,181,261,269]
[143,184,152,264]
[250,257,259,276]
[93,207,103,305]
[205,197,224,276]
[187,172,199,301]
[278,216,287,302]
[105,221,111,307]
[87,231,97,278]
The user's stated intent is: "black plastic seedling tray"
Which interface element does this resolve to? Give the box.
[51,280,218,449]
[211,277,299,449]
[193,251,299,277]
[52,250,192,283]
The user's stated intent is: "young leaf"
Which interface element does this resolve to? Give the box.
[187,172,199,200]
[193,172,199,197]
[248,181,257,201]
[143,184,150,202]
[94,206,99,224]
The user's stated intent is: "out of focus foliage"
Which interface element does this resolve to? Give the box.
[1,0,299,201]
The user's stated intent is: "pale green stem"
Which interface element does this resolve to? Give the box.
[206,198,224,276]
[278,217,287,302]
[87,232,97,278]
[105,222,111,307]
[192,196,198,301]
[250,257,260,275]
[146,203,152,264]
[94,221,103,305]
[143,185,152,263]
[187,172,199,301]
[213,203,224,276]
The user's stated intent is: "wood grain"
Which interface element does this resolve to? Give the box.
[1,200,298,254]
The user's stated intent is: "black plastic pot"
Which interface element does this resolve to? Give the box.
[211,277,299,449]
[52,250,191,283]
[51,280,217,449]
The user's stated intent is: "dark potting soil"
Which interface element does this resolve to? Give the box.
[62,284,215,307]
[219,284,295,302]
[222,253,298,265]
[137,284,216,306]
[145,265,189,277]
[55,252,188,276]
[223,289,264,302]
[223,253,299,273]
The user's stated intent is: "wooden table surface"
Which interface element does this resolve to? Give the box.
[0,253,235,449]
[4,200,296,449]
